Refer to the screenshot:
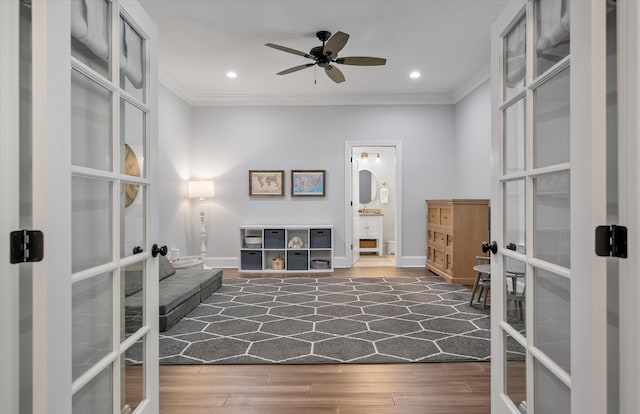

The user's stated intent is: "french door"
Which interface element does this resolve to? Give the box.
[491,0,639,413]
[1,1,159,412]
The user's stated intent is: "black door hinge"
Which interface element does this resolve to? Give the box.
[10,230,44,264]
[595,225,627,258]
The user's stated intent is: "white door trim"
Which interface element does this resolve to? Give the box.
[570,1,608,412]
[344,141,402,267]
[0,1,21,412]
[490,3,526,411]
[618,0,640,412]
[31,1,73,412]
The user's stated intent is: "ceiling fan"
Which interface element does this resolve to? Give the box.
[265,30,387,84]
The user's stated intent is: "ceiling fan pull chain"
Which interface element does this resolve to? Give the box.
[314,65,317,85]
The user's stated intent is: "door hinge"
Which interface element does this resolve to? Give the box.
[595,225,627,258]
[350,244,353,250]
[10,230,44,264]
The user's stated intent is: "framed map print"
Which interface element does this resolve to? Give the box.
[291,170,325,197]
[249,170,285,197]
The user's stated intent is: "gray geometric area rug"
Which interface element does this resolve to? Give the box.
[130,276,491,364]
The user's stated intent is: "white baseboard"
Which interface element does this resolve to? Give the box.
[399,256,427,267]
[204,256,426,269]
[205,257,238,268]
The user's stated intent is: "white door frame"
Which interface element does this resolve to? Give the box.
[31,2,73,411]
[0,1,21,412]
[618,0,640,412]
[344,141,402,267]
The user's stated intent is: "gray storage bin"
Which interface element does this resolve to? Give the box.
[264,229,285,249]
[240,250,262,270]
[310,229,331,248]
[287,250,308,270]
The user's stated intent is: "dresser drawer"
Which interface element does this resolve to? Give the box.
[433,231,446,246]
[428,208,440,224]
[440,208,452,226]
[433,248,445,268]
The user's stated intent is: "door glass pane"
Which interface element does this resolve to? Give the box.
[71,69,111,171]
[122,263,144,340]
[505,332,527,410]
[534,68,570,168]
[70,0,110,79]
[533,172,570,267]
[121,100,145,178]
[534,267,570,373]
[535,0,570,76]
[505,257,526,335]
[504,99,526,174]
[119,17,146,103]
[504,16,526,101]
[72,366,113,414]
[534,359,570,414]
[121,184,145,258]
[72,273,112,382]
[121,343,144,412]
[72,177,112,273]
[504,180,525,253]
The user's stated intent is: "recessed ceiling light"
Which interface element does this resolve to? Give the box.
[226,71,238,79]
[410,71,421,79]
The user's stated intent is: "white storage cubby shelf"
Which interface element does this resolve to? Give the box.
[239,225,334,273]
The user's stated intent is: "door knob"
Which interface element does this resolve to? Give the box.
[132,246,143,255]
[482,240,498,255]
[152,244,168,258]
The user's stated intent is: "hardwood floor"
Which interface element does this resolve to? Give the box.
[159,266,492,413]
[160,363,491,414]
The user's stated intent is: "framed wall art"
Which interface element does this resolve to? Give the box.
[291,170,326,197]
[249,170,285,197]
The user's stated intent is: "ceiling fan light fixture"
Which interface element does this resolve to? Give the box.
[410,71,421,79]
[226,71,238,79]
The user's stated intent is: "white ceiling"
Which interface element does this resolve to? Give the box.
[139,0,508,105]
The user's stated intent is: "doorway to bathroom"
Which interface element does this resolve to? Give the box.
[344,142,401,268]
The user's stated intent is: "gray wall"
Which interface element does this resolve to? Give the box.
[158,81,495,266]
[158,85,193,256]
[453,80,492,198]
[188,104,456,265]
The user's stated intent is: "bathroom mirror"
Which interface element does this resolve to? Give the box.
[359,169,378,204]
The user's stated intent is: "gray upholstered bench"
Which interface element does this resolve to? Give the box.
[125,256,223,332]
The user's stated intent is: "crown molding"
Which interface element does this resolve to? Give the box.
[188,92,454,106]
[159,68,490,107]
[159,70,196,105]
[159,70,453,106]
[451,65,491,104]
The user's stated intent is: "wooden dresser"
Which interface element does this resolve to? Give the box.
[425,199,489,286]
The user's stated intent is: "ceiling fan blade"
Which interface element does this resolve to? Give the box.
[336,56,387,66]
[265,43,315,60]
[323,31,349,57]
[324,65,345,83]
[277,63,315,75]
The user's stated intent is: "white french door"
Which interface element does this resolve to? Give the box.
[490,0,619,413]
[1,1,159,412]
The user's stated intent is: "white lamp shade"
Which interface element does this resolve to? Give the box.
[188,180,215,199]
